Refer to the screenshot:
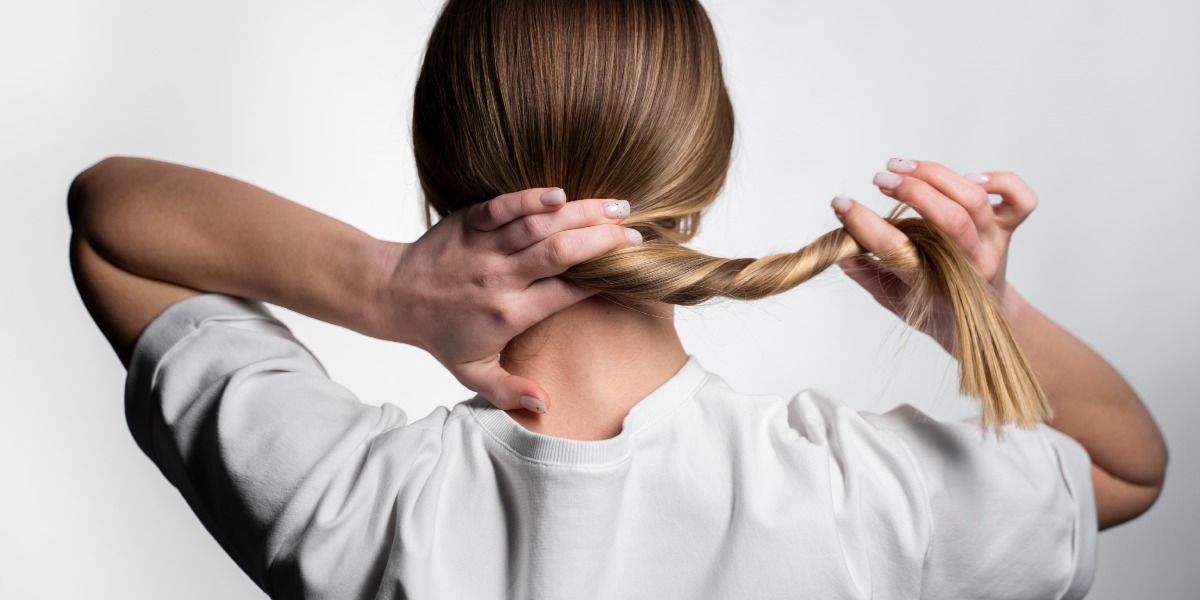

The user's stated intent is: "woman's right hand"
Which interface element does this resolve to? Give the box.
[372,188,642,414]
[831,158,1039,351]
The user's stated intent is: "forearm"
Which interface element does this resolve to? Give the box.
[1003,285,1168,489]
[69,156,396,337]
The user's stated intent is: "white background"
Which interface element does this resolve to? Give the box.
[2,0,1196,597]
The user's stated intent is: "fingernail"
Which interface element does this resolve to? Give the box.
[964,172,990,184]
[604,199,631,218]
[887,158,917,173]
[540,188,566,206]
[625,227,643,245]
[873,171,903,190]
[520,395,549,414]
[831,195,853,216]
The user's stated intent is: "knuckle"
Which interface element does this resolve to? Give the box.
[472,271,503,290]
[486,301,518,328]
[482,199,504,223]
[520,215,550,239]
[962,188,990,211]
[946,211,974,239]
[545,234,577,266]
[471,261,507,289]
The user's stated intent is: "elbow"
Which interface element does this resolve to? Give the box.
[67,156,140,230]
[1149,437,1170,507]
[1093,447,1170,531]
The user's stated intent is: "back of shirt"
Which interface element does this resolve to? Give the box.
[126,294,1097,599]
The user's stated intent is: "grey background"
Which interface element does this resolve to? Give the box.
[2,0,1196,597]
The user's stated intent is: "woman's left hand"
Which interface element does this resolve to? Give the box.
[371,188,641,414]
[833,158,1038,352]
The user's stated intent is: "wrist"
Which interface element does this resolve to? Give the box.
[1000,284,1029,327]
[363,240,416,345]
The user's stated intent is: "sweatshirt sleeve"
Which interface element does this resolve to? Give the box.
[859,403,1099,600]
[124,293,410,596]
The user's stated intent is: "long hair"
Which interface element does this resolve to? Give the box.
[412,0,1051,437]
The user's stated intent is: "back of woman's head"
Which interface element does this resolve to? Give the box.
[414,0,730,245]
[413,0,1052,436]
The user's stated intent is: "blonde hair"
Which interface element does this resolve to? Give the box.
[413,0,1051,437]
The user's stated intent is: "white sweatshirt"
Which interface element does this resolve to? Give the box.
[126,293,1097,599]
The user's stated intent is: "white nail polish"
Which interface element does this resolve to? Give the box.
[964,172,990,184]
[604,200,631,218]
[831,195,853,214]
[540,188,566,206]
[625,227,643,245]
[887,158,917,173]
[520,395,548,414]
[873,171,903,190]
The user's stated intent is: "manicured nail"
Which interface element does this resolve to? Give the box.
[540,188,566,206]
[964,172,990,184]
[873,171,903,190]
[887,158,917,173]
[604,199,631,218]
[625,227,643,245]
[831,195,853,216]
[520,395,549,414]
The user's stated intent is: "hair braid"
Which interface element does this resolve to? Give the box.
[564,204,1053,439]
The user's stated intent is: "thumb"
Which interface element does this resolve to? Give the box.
[838,256,907,316]
[454,355,551,414]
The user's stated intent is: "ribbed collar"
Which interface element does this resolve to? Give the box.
[466,355,711,466]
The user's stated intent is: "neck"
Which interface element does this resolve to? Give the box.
[500,294,687,440]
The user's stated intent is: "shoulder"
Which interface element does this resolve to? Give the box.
[682,376,930,504]
[688,376,916,457]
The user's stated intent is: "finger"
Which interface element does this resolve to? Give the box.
[873,171,983,260]
[464,187,568,232]
[518,276,600,326]
[837,256,907,315]
[831,195,916,286]
[513,223,643,280]
[490,198,631,254]
[886,158,997,237]
[455,356,552,413]
[970,171,1038,232]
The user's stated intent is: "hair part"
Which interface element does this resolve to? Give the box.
[413,0,1051,438]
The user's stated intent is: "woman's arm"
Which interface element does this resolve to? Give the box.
[68,155,640,410]
[1002,285,1168,529]
[68,156,388,366]
[836,159,1168,531]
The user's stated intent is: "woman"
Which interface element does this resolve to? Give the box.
[69,0,1166,598]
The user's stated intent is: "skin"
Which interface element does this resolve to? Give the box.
[69,155,1167,533]
[67,156,639,413]
[834,160,1168,531]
